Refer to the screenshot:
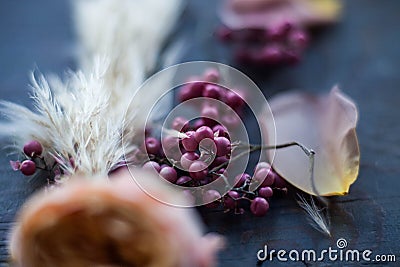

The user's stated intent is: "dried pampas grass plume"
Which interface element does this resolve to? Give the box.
[73,0,184,113]
[0,0,184,179]
[9,169,224,267]
[1,59,129,178]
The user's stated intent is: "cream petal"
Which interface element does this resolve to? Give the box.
[219,0,341,30]
[262,87,360,196]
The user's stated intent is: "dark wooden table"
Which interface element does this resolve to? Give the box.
[1,0,399,266]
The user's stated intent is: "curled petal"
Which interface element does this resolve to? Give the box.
[9,169,224,267]
[262,87,360,196]
[220,0,342,30]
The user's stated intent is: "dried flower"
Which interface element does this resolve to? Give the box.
[261,87,360,196]
[9,169,224,267]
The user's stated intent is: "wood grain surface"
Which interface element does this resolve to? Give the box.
[0,0,399,266]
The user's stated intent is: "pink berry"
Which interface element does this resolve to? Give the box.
[267,21,292,40]
[182,131,198,152]
[213,124,229,138]
[221,114,240,129]
[214,136,231,156]
[250,197,269,217]
[262,45,284,65]
[189,161,208,180]
[144,137,160,155]
[273,172,288,188]
[254,162,271,173]
[180,152,199,170]
[258,187,274,198]
[178,82,203,102]
[142,161,161,172]
[172,116,189,132]
[193,119,206,130]
[195,126,214,143]
[289,30,309,49]
[254,167,275,187]
[224,190,240,209]
[210,156,228,168]
[20,160,36,176]
[23,140,43,157]
[202,84,221,99]
[159,166,177,183]
[161,136,180,151]
[201,106,219,121]
[234,173,250,187]
[176,176,192,185]
[204,69,220,83]
[203,190,221,208]
[225,90,244,108]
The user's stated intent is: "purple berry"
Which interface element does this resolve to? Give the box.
[193,119,206,130]
[145,137,160,155]
[204,69,220,83]
[23,140,43,157]
[214,136,231,156]
[210,156,228,168]
[273,171,288,188]
[202,84,221,99]
[172,116,189,132]
[221,114,241,129]
[258,187,274,198]
[180,152,199,170]
[159,166,178,183]
[224,190,240,209]
[189,161,208,180]
[203,190,221,208]
[267,21,292,40]
[195,126,214,143]
[182,131,198,152]
[142,161,161,172]
[178,82,203,102]
[161,136,180,151]
[212,124,229,138]
[262,45,284,65]
[250,197,269,217]
[20,160,36,176]
[254,167,275,187]
[254,162,271,173]
[234,173,250,187]
[225,90,244,108]
[201,106,219,121]
[289,30,309,49]
[176,176,192,185]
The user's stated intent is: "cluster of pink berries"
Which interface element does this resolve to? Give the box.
[208,161,287,216]
[10,140,43,176]
[178,69,246,129]
[10,140,72,185]
[217,22,309,66]
[134,69,288,216]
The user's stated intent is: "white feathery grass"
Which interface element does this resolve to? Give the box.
[297,194,331,236]
[1,59,134,178]
[73,0,183,114]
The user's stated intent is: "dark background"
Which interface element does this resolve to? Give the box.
[0,0,399,266]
